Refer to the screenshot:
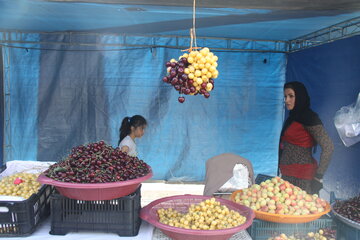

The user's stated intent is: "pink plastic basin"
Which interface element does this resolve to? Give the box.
[38,167,152,200]
[140,194,255,240]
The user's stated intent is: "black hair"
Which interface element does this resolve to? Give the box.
[118,115,147,145]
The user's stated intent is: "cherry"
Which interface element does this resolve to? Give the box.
[178,97,185,103]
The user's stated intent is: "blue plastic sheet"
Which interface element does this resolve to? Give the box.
[2,33,286,181]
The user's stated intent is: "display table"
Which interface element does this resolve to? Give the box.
[6,219,154,240]
[5,218,252,240]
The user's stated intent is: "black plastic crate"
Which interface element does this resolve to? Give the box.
[248,217,334,240]
[50,185,142,236]
[0,184,54,237]
[255,174,274,184]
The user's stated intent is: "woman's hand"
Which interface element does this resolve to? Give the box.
[120,145,129,153]
[311,177,323,194]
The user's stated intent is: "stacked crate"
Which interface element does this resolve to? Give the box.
[49,185,142,236]
[0,165,55,237]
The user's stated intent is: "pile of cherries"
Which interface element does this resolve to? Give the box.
[44,140,150,183]
[333,195,360,223]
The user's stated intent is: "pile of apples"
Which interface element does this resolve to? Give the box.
[162,47,219,103]
[233,177,328,215]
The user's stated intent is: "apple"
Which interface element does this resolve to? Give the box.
[285,187,293,195]
[271,196,279,202]
[305,195,313,202]
[276,203,284,210]
[268,204,276,210]
[275,209,285,214]
[260,206,269,212]
[271,177,280,184]
[253,184,261,191]
[259,199,267,207]
[310,206,318,213]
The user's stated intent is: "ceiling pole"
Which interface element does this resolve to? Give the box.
[0,31,289,53]
[289,16,360,52]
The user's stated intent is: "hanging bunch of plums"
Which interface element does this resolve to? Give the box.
[162,47,219,103]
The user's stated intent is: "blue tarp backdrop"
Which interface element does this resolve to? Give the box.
[286,35,360,198]
[1,33,286,181]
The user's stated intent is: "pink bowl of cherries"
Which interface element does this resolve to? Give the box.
[38,140,152,200]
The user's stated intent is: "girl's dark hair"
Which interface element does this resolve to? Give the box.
[118,115,147,145]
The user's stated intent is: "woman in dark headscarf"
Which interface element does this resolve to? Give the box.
[279,81,334,194]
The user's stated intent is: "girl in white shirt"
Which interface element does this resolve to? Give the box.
[118,115,147,157]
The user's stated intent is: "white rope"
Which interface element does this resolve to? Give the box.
[192,0,197,48]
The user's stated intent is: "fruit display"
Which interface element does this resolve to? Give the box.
[233,177,328,215]
[157,197,246,230]
[162,47,219,103]
[267,229,336,240]
[0,172,41,199]
[43,140,149,183]
[332,194,360,223]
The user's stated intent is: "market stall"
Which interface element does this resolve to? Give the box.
[1,0,360,239]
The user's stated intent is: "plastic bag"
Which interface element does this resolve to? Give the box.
[218,164,250,193]
[334,92,360,147]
